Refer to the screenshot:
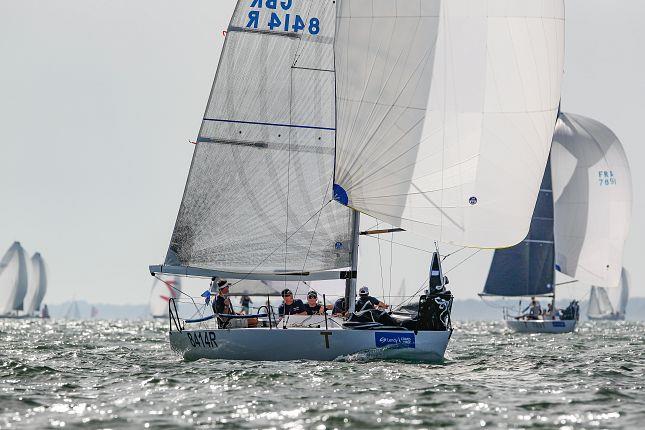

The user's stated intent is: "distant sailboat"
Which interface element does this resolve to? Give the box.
[149,276,182,319]
[24,253,47,317]
[149,0,565,361]
[588,268,629,321]
[90,305,99,319]
[482,113,633,333]
[64,300,81,320]
[0,242,29,319]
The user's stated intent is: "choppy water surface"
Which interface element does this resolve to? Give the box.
[1,320,643,429]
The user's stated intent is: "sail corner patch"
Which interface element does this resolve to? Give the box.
[333,184,349,206]
[375,332,415,349]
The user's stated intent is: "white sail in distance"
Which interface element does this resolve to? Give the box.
[551,113,632,288]
[588,286,614,318]
[618,268,629,315]
[333,0,565,247]
[24,253,47,314]
[163,0,354,276]
[0,242,29,315]
[149,277,182,318]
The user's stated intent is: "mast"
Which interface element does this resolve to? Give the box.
[345,210,360,313]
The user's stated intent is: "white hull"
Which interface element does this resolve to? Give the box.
[169,328,452,362]
[506,319,577,334]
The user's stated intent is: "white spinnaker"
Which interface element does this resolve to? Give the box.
[334,0,565,247]
[551,113,632,288]
[149,277,182,318]
[619,268,629,315]
[0,242,29,314]
[24,253,47,314]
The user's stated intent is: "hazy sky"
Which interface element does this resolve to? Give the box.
[1,0,643,305]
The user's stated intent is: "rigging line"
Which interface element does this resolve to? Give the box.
[229,200,333,287]
[361,234,433,255]
[388,230,394,308]
[445,249,482,275]
[283,61,296,292]
[376,221,386,301]
[441,246,467,261]
[286,177,333,326]
[392,276,429,312]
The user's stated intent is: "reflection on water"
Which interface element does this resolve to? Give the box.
[0,319,643,428]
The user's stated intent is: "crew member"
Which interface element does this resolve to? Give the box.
[278,289,307,316]
[354,286,388,312]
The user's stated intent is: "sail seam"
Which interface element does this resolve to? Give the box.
[202,118,335,131]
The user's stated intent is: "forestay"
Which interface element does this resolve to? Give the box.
[24,253,47,314]
[551,113,632,288]
[482,160,555,297]
[333,0,565,247]
[164,0,353,275]
[0,242,29,315]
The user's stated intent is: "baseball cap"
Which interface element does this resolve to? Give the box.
[281,288,293,297]
[359,286,369,296]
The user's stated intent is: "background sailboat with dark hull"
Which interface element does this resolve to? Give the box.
[149,0,565,361]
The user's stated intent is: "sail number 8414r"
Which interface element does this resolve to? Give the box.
[246,0,321,35]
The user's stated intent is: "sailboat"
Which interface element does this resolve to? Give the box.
[23,253,48,318]
[64,300,81,320]
[0,242,30,319]
[149,276,183,319]
[482,112,632,333]
[588,268,629,321]
[149,0,565,361]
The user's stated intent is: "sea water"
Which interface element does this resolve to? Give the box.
[1,320,643,429]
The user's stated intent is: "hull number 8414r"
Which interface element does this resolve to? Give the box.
[246,0,321,35]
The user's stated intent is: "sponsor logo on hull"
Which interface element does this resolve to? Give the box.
[375,332,415,349]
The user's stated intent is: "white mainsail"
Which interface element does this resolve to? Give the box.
[551,113,632,288]
[333,0,565,247]
[149,277,182,318]
[23,253,47,314]
[162,0,353,277]
[0,242,29,315]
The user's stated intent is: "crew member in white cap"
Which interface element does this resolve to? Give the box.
[354,286,388,312]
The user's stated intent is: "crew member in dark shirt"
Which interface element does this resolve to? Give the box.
[332,297,346,316]
[278,289,307,316]
[213,280,234,315]
[354,286,388,312]
[303,291,333,315]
